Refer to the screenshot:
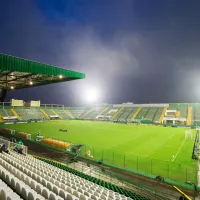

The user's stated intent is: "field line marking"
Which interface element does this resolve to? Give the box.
[171,139,186,162]
[132,135,142,140]
[167,134,174,140]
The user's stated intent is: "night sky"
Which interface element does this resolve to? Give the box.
[1,0,200,106]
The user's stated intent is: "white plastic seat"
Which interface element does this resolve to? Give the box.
[91,195,98,200]
[47,182,53,190]
[84,191,90,197]
[53,185,59,195]
[66,187,73,194]
[42,187,49,199]
[66,193,73,200]
[28,191,35,200]
[80,194,88,200]
[0,189,6,200]
[60,183,66,190]
[42,178,47,187]
[30,180,37,190]
[16,182,21,194]
[73,190,80,198]
[49,192,57,200]
[35,184,43,194]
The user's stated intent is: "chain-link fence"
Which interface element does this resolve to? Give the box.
[78,144,197,184]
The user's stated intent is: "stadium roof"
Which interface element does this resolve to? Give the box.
[0,54,85,91]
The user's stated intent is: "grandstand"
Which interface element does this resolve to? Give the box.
[0,148,151,200]
[68,107,85,118]
[15,107,45,121]
[2,101,200,126]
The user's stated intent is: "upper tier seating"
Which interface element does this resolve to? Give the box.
[0,109,8,117]
[0,151,149,200]
[43,108,55,116]
[15,108,45,121]
[83,107,105,120]
[0,108,15,117]
[69,108,85,118]
[115,107,138,121]
[177,104,188,118]
[153,107,164,122]
[53,108,72,119]
[135,108,149,119]
[104,108,119,118]
[143,107,158,121]
[193,104,200,125]
[167,104,178,110]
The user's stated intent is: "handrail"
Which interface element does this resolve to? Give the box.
[173,185,191,200]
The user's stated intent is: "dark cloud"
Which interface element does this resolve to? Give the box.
[1,0,200,105]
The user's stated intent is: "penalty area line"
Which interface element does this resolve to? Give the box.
[171,139,186,162]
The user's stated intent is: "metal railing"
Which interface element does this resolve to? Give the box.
[68,161,178,200]
[0,137,28,155]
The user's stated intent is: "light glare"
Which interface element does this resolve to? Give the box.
[84,87,99,103]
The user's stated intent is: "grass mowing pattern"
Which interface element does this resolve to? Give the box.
[2,120,197,183]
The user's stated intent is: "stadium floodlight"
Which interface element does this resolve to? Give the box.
[84,87,100,103]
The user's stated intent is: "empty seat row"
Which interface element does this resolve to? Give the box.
[4,152,126,200]
[0,164,45,200]
[0,154,79,200]
[0,178,22,200]
[7,151,136,199]
[1,151,149,200]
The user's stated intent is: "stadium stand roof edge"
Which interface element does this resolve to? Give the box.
[0,53,85,91]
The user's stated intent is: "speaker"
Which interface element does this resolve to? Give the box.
[0,89,7,102]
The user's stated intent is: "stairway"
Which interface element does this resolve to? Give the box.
[11,108,22,120]
[64,110,74,118]
[80,109,93,119]
[131,107,142,120]
[159,107,167,124]
[111,107,124,120]
[0,114,4,122]
[176,111,180,117]
[186,107,192,126]
[40,109,50,119]
[51,109,61,119]
[100,107,109,115]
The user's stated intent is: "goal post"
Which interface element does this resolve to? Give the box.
[185,129,193,140]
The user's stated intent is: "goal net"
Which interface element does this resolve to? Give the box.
[185,129,193,140]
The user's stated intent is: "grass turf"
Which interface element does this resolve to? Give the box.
[2,120,197,183]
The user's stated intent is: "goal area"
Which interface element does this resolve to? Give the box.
[185,129,193,140]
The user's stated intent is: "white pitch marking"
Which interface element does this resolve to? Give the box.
[171,139,186,162]
[167,134,174,140]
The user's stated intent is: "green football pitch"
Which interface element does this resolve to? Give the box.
[2,120,198,183]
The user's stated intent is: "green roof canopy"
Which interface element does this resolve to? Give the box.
[0,54,85,90]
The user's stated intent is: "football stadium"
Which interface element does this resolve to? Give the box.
[0,54,199,200]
